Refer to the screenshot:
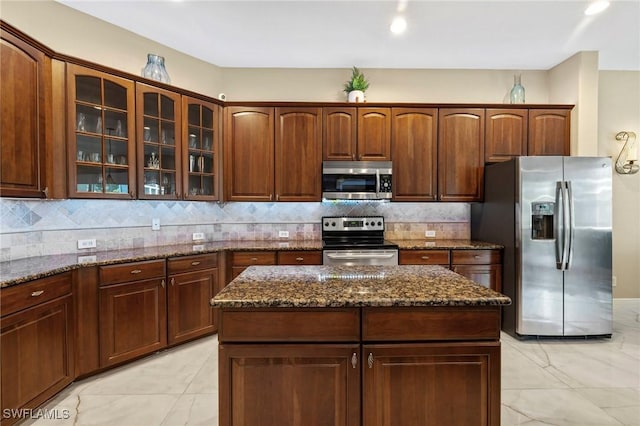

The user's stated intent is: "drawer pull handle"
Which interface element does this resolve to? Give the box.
[31,290,44,297]
[474,255,481,259]
[191,261,201,266]
[130,269,143,274]
[250,257,258,262]
[421,256,430,260]
[296,257,304,261]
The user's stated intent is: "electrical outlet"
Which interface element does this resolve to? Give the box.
[77,239,96,249]
[192,244,205,251]
[425,230,436,238]
[612,276,617,287]
[192,232,204,241]
[152,218,160,231]
[278,230,289,238]
[77,255,97,264]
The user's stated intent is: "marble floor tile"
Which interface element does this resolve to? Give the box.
[18,299,639,426]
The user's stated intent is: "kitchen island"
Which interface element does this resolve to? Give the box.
[211,265,511,426]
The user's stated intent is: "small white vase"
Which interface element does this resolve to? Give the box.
[347,90,365,102]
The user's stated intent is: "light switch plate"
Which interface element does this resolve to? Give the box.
[192,232,204,241]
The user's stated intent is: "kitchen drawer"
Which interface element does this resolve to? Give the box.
[451,250,500,265]
[231,251,277,266]
[362,306,501,341]
[277,250,322,265]
[219,308,360,342]
[99,259,166,286]
[1,272,72,317]
[399,250,450,265]
[167,253,219,275]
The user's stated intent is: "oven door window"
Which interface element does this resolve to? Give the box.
[323,174,376,192]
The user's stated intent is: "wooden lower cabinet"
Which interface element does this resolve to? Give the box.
[363,343,500,426]
[167,253,220,345]
[98,277,167,367]
[226,251,277,284]
[219,343,360,426]
[0,273,74,426]
[400,249,503,292]
[218,307,502,426]
[452,250,502,292]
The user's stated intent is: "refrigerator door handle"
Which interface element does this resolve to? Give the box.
[565,181,574,269]
[555,181,565,269]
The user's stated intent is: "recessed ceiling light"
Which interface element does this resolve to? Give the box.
[585,0,610,15]
[390,16,407,34]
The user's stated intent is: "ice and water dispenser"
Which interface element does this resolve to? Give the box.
[531,202,555,240]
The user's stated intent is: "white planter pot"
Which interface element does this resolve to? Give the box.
[347,90,365,102]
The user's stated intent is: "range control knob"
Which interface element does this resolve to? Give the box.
[331,222,336,227]
[377,221,382,226]
[324,222,329,227]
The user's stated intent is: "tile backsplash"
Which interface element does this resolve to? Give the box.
[0,199,469,261]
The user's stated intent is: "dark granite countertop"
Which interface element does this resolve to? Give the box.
[0,240,323,288]
[0,239,501,288]
[391,239,503,250]
[211,265,511,308]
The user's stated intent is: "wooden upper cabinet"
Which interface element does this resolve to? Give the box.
[357,108,391,160]
[528,109,571,156]
[0,29,50,198]
[275,107,322,201]
[183,97,220,200]
[392,108,438,201]
[485,109,528,163]
[136,83,181,199]
[66,64,136,199]
[438,108,485,202]
[224,106,274,201]
[323,107,357,160]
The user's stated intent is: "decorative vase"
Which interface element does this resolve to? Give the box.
[510,74,525,104]
[347,90,365,102]
[142,54,171,83]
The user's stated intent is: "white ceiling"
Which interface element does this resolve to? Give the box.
[56,0,640,70]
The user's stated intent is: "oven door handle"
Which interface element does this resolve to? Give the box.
[325,252,396,260]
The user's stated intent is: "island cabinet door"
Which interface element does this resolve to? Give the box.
[219,343,360,426]
[362,342,501,426]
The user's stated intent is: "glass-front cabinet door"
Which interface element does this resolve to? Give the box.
[136,84,181,199]
[67,64,136,198]
[183,97,219,200]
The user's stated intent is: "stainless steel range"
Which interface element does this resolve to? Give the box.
[322,216,399,266]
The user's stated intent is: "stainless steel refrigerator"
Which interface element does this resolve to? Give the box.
[472,156,612,338]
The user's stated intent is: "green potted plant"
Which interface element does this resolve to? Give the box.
[343,66,369,102]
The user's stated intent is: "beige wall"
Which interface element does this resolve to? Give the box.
[220,68,550,103]
[0,0,223,97]
[599,71,640,298]
[2,0,637,296]
[549,51,600,156]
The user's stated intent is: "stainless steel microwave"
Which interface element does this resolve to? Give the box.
[322,161,392,200]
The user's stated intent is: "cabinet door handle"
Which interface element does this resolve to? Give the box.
[42,187,49,198]
[269,194,273,201]
[161,279,165,288]
[295,257,304,262]
[367,353,374,369]
[130,269,142,274]
[31,290,44,297]
[421,256,430,260]
[171,278,175,286]
[351,353,357,369]
[276,194,279,201]
[191,261,201,266]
